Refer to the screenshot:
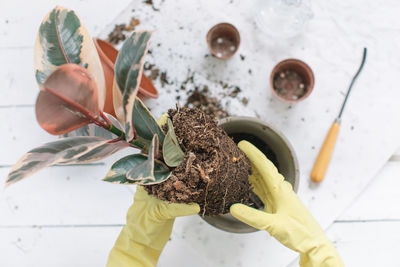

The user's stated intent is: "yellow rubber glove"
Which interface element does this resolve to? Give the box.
[107,187,199,267]
[230,141,344,267]
[107,114,200,267]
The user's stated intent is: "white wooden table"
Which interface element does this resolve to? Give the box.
[1,1,400,266]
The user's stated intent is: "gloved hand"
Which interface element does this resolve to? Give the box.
[107,114,200,267]
[230,141,344,267]
[107,187,200,267]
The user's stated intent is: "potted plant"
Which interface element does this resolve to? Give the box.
[202,117,300,233]
[6,6,254,217]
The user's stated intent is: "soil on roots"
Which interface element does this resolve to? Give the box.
[145,107,252,216]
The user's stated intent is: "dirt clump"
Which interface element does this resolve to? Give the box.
[185,86,229,120]
[107,17,141,45]
[145,108,252,216]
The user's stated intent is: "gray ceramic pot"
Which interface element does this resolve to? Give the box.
[201,116,299,233]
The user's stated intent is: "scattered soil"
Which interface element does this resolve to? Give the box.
[160,72,170,87]
[144,0,161,11]
[229,86,241,97]
[145,108,252,216]
[149,69,160,80]
[107,17,141,45]
[142,65,243,120]
[273,70,308,101]
[185,86,229,120]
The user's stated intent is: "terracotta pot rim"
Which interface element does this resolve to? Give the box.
[138,75,159,98]
[93,38,115,70]
[137,88,158,98]
[206,22,241,60]
[94,38,159,99]
[270,58,315,103]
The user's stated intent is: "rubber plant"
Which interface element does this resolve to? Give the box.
[5,6,184,187]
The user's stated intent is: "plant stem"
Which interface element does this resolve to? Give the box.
[102,122,146,150]
[101,112,112,125]
[103,121,144,149]
[130,139,145,149]
[107,124,125,139]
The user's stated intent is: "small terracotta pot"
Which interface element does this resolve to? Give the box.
[206,23,240,59]
[94,38,158,116]
[270,59,314,103]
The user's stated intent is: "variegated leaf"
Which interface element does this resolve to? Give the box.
[132,98,165,148]
[5,137,110,187]
[36,64,100,135]
[112,79,124,124]
[113,31,152,140]
[63,112,124,139]
[102,154,170,185]
[34,6,106,110]
[62,124,114,139]
[126,134,158,181]
[104,112,124,132]
[163,118,185,167]
[58,140,129,165]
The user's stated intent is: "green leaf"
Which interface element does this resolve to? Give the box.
[126,134,158,182]
[34,6,106,110]
[163,118,185,167]
[36,64,100,135]
[5,137,110,187]
[132,98,165,147]
[103,154,171,185]
[113,31,152,140]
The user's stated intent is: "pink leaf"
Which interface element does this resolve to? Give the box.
[35,64,100,135]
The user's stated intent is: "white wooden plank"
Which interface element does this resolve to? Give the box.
[0,227,121,267]
[394,148,400,157]
[0,165,135,225]
[162,215,296,267]
[0,0,132,48]
[0,216,296,267]
[2,220,400,267]
[338,162,400,221]
[0,48,37,106]
[390,150,400,161]
[0,107,52,165]
[287,221,400,267]
[327,221,400,267]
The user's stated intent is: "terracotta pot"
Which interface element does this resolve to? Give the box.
[270,58,314,103]
[94,38,158,116]
[206,23,240,59]
[201,117,300,233]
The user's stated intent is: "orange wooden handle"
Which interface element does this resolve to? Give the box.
[311,120,341,183]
